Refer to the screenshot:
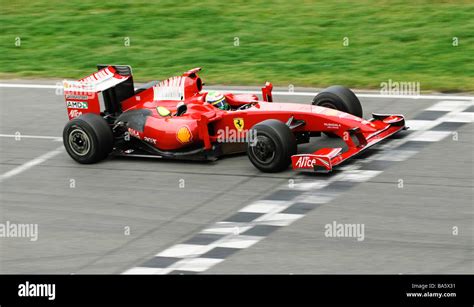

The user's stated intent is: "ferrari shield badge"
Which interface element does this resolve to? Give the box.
[233,118,244,132]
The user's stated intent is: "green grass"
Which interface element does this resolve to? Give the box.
[1,0,473,91]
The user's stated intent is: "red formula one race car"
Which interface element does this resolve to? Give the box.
[62,65,406,173]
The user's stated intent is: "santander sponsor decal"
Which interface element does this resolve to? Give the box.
[127,127,141,139]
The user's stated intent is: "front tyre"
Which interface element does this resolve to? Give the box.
[312,85,363,117]
[312,85,363,137]
[247,119,297,173]
[63,113,113,164]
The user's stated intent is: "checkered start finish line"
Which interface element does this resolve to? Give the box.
[123,100,473,274]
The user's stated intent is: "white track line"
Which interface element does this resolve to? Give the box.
[0,146,64,182]
[0,134,62,141]
[0,83,473,100]
[230,90,474,100]
[0,84,59,89]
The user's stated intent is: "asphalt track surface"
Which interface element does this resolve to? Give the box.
[0,81,472,274]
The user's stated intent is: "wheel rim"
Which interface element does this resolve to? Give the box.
[251,135,276,165]
[68,127,91,156]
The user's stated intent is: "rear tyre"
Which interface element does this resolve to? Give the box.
[63,113,113,164]
[312,86,363,137]
[247,119,297,173]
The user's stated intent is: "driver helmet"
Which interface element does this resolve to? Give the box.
[206,91,230,110]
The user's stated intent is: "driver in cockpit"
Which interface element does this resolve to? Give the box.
[205,91,231,110]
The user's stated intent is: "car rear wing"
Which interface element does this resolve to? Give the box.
[63,65,134,120]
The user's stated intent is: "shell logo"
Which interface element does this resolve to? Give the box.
[176,126,192,144]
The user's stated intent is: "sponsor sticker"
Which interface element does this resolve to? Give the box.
[68,110,82,118]
[176,126,192,144]
[66,101,88,109]
[63,80,96,97]
[293,155,330,169]
[294,156,317,168]
[323,122,341,129]
[65,94,89,100]
[128,127,141,139]
[144,136,157,144]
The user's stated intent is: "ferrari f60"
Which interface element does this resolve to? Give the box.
[62,65,407,173]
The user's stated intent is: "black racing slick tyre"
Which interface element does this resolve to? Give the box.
[247,119,297,173]
[312,85,363,117]
[63,113,114,164]
[312,85,363,137]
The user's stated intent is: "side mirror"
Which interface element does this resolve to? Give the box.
[261,81,273,102]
